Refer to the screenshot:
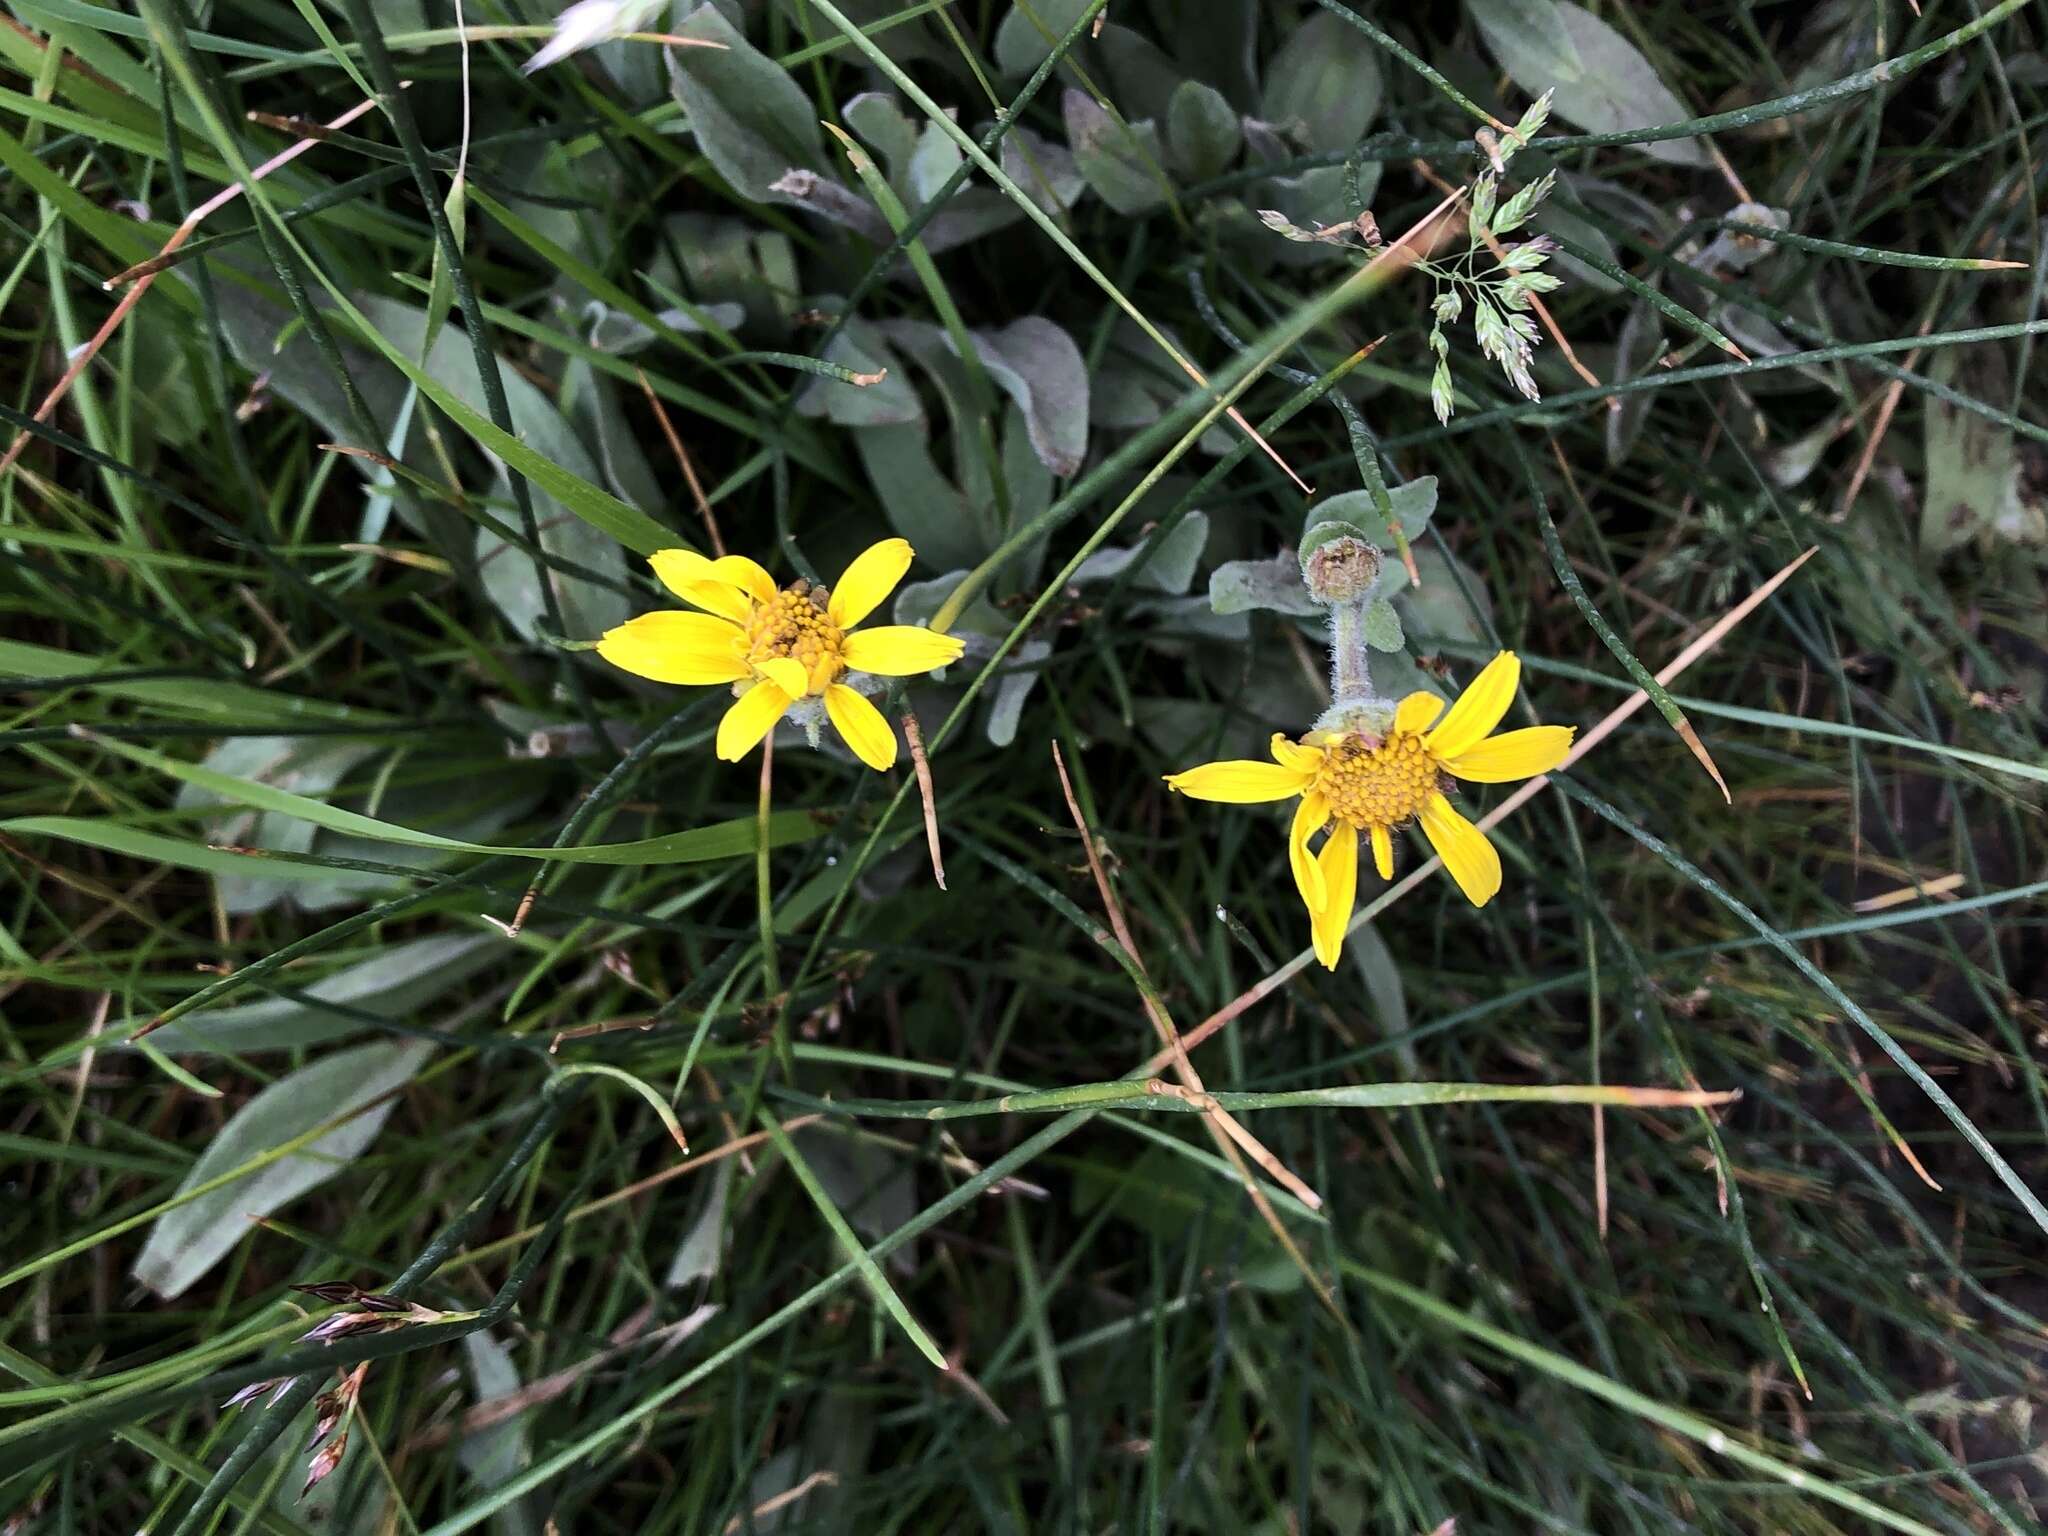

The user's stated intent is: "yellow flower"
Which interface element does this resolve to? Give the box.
[1163,651,1573,969]
[597,538,964,771]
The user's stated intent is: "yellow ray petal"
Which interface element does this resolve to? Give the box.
[841,625,964,676]
[1162,760,1314,803]
[1289,792,1330,915]
[1423,651,1520,761]
[1393,690,1446,736]
[709,554,778,606]
[1442,724,1575,783]
[1270,734,1324,774]
[828,538,913,629]
[1419,793,1502,907]
[1311,823,1358,970]
[754,657,810,698]
[1370,824,1393,880]
[825,682,897,770]
[648,547,715,594]
[596,613,747,685]
[648,550,751,622]
[715,679,793,762]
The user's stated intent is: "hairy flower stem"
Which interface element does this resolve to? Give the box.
[1328,599,1374,704]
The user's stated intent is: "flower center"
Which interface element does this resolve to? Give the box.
[1313,731,1439,830]
[745,581,845,692]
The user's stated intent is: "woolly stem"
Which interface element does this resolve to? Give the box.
[1328,599,1377,706]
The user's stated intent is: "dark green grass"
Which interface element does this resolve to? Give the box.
[4,1,2048,1532]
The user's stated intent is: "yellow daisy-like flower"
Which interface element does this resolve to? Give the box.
[596,537,964,771]
[1163,651,1573,969]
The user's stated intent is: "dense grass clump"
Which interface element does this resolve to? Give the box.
[3,1,2046,1531]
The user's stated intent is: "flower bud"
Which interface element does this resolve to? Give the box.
[1301,535,1383,605]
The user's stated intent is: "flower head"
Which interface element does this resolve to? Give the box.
[1163,651,1572,969]
[597,538,964,771]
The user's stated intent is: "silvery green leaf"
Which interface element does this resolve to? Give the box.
[458,1333,536,1536]
[173,736,377,914]
[1345,919,1408,1039]
[1208,554,1322,617]
[953,318,1090,476]
[993,0,1095,77]
[1469,0,1582,86]
[1302,477,1440,554]
[347,292,635,645]
[792,1126,919,1273]
[1481,2,1709,167]
[793,321,922,427]
[1072,512,1208,594]
[666,5,828,203]
[655,212,799,334]
[1062,89,1169,216]
[1089,366,1165,427]
[200,270,464,555]
[1239,115,1294,165]
[290,769,548,913]
[1166,0,1255,103]
[1258,9,1383,152]
[1393,544,1493,647]
[768,170,892,243]
[1096,23,1181,121]
[958,183,1053,247]
[133,1041,434,1298]
[853,424,991,570]
[1135,697,1267,762]
[999,122,1086,216]
[907,119,965,204]
[1166,79,1242,181]
[1606,292,1661,465]
[987,640,1052,747]
[135,933,507,1055]
[894,570,1002,635]
[666,1158,733,1287]
[997,400,1053,590]
[567,359,663,516]
[248,287,628,647]
[1711,304,1831,393]
[1361,598,1404,652]
[1763,414,1839,489]
[1134,595,1250,640]
[841,91,918,195]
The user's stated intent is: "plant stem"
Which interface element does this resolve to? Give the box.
[1328,599,1374,705]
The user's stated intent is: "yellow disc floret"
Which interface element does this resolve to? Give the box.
[744,580,845,694]
[1311,730,1439,831]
